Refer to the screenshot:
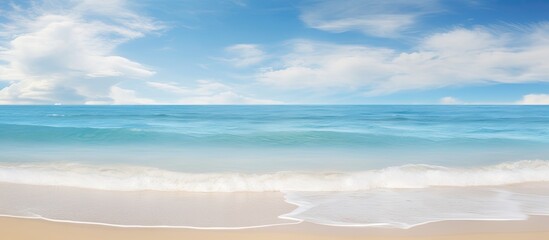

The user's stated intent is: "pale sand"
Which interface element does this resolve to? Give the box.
[1,216,549,240]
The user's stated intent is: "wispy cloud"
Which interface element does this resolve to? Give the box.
[230,0,247,7]
[0,0,161,104]
[259,23,549,95]
[146,80,280,104]
[104,86,156,105]
[220,44,266,67]
[300,0,441,37]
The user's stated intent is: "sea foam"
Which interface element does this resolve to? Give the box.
[1,160,548,192]
[282,185,549,228]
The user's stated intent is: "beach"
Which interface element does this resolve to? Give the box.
[1,0,548,238]
[1,106,549,238]
[2,216,549,240]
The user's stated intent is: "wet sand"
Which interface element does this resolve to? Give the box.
[2,216,549,240]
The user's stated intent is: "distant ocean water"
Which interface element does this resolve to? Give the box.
[1,105,549,228]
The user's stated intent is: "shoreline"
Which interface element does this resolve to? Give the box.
[2,182,549,230]
[2,216,549,240]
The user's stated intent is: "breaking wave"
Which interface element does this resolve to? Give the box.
[1,160,548,192]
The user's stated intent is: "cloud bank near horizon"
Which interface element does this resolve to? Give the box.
[258,24,549,96]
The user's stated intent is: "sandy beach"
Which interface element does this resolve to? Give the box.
[0,0,548,238]
[2,216,549,240]
[2,183,549,240]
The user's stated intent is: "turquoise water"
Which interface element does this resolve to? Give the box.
[0,105,548,171]
[1,105,549,228]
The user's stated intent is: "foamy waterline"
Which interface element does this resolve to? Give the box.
[0,214,303,230]
[281,187,549,229]
[1,160,549,192]
[2,185,549,230]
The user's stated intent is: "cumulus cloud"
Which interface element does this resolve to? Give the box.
[517,94,549,105]
[222,44,266,67]
[439,97,461,105]
[107,86,155,105]
[146,80,280,104]
[0,0,161,104]
[300,0,440,37]
[259,23,549,95]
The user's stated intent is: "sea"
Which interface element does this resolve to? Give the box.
[1,105,548,228]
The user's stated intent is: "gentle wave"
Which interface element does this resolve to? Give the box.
[0,123,538,146]
[1,160,548,192]
[0,123,434,145]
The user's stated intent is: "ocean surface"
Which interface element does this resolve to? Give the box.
[1,105,549,228]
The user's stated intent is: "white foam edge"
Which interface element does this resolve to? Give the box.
[0,214,303,230]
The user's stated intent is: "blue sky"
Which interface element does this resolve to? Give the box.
[0,0,548,104]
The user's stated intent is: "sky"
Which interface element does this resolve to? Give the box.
[0,0,548,105]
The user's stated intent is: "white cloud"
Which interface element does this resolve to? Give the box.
[517,94,549,105]
[222,44,266,67]
[439,96,461,105]
[146,80,280,104]
[146,81,190,94]
[107,86,155,105]
[259,40,394,91]
[259,23,549,95]
[0,79,85,104]
[300,0,440,37]
[0,0,161,104]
